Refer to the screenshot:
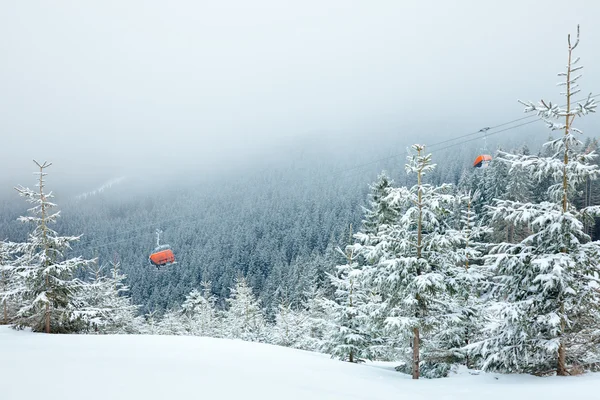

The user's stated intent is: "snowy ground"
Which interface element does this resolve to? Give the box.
[1,326,598,400]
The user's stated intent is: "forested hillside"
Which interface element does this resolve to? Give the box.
[3,129,596,315]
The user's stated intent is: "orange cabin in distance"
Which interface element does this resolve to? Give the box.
[149,248,175,266]
[473,154,492,168]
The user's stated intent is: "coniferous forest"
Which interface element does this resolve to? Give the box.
[2,26,600,380]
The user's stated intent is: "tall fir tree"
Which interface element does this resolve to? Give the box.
[322,229,382,363]
[471,26,600,375]
[13,161,94,333]
[356,145,462,378]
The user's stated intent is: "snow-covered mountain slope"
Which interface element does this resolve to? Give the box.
[74,176,126,200]
[0,326,597,400]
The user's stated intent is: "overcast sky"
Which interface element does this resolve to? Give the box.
[1,0,599,194]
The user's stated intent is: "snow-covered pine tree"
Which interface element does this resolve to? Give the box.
[501,146,534,243]
[0,240,21,324]
[75,261,139,334]
[443,191,491,369]
[578,138,600,239]
[223,276,268,342]
[361,172,398,235]
[107,261,140,333]
[322,240,365,362]
[297,285,334,352]
[356,144,461,378]
[180,281,221,337]
[138,310,161,335]
[271,300,309,348]
[157,308,185,335]
[471,26,600,375]
[13,161,94,333]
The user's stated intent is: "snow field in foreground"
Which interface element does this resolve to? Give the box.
[0,326,598,400]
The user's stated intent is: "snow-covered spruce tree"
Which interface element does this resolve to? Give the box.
[577,138,600,239]
[75,261,139,334]
[157,308,186,335]
[13,161,94,333]
[471,26,599,375]
[501,146,535,243]
[137,310,161,335]
[297,285,334,352]
[443,191,491,369]
[361,172,399,235]
[223,276,268,342]
[356,144,462,379]
[271,300,309,348]
[0,240,21,325]
[180,281,221,337]
[321,230,384,363]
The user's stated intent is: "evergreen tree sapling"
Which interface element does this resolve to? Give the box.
[75,261,139,333]
[224,276,268,342]
[322,228,377,363]
[0,240,21,324]
[180,281,221,337]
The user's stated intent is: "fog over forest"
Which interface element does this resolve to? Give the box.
[1,1,599,195]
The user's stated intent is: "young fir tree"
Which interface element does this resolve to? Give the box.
[13,161,94,333]
[223,276,268,342]
[271,300,309,348]
[501,146,535,243]
[356,144,462,378]
[0,240,21,325]
[298,285,334,352]
[158,308,186,335]
[76,261,139,334]
[361,172,398,235]
[138,309,161,335]
[180,281,221,337]
[444,191,491,369]
[321,231,377,363]
[471,26,600,375]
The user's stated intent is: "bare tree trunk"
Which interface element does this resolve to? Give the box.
[557,301,567,376]
[413,146,424,380]
[465,328,470,369]
[557,28,577,377]
[45,271,50,333]
[37,161,52,334]
[412,327,420,379]
[45,303,50,334]
[1,268,6,324]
